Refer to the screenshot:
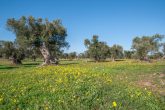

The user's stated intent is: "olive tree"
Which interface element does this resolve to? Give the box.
[132,34,164,60]
[0,41,15,59]
[110,44,124,61]
[124,50,134,59]
[7,16,69,65]
[84,35,109,62]
[0,41,25,64]
[68,52,77,60]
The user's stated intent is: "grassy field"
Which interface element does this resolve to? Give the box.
[0,59,165,110]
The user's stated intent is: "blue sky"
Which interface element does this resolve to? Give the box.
[0,0,165,53]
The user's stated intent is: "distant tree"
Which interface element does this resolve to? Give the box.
[162,43,165,59]
[124,50,134,59]
[68,52,77,60]
[0,41,15,59]
[7,16,69,65]
[31,52,36,61]
[84,35,109,62]
[11,48,25,64]
[0,43,2,57]
[132,34,164,60]
[163,43,165,55]
[78,53,86,59]
[149,52,163,59]
[23,46,43,61]
[0,41,25,64]
[83,51,90,58]
[0,41,4,58]
[61,53,69,59]
[77,51,90,59]
[77,53,83,59]
[110,44,124,61]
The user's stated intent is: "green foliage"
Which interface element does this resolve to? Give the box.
[124,50,134,59]
[78,53,86,59]
[6,16,69,64]
[60,52,77,60]
[7,16,68,48]
[12,48,25,64]
[84,35,109,61]
[0,41,15,58]
[68,52,77,60]
[149,52,163,59]
[60,53,69,59]
[0,41,25,64]
[132,34,164,60]
[110,44,124,60]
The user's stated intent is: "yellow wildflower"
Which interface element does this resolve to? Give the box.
[45,106,49,110]
[112,101,117,107]
[148,91,152,96]
[0,97,3,102]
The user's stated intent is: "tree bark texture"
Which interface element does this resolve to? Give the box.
[39,43,58,65]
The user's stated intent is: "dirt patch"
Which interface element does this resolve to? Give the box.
[138,81,152,87]
[138,80,157,89]
[159,73,165,78]
[136,73,165,96]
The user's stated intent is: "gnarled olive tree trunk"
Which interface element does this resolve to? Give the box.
[39,43,58,66]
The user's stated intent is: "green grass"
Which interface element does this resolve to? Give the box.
[0,59,165,110]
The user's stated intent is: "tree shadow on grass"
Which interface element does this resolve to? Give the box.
[87,59,125,62]
[115,59,125,61]
[0,65,18,70]
[59,62,78,66]
[0,63,40,70]
[87,60,110,62]
[22,63,40,67]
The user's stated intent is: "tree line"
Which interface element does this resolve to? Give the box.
[0,16,165,65]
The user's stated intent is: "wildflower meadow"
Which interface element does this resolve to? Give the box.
[0,59,165,110]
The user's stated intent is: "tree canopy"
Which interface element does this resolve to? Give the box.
[84,35,110,61]
[7,16,69,65]
[132,34,164,60]
[110,44,124,60]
